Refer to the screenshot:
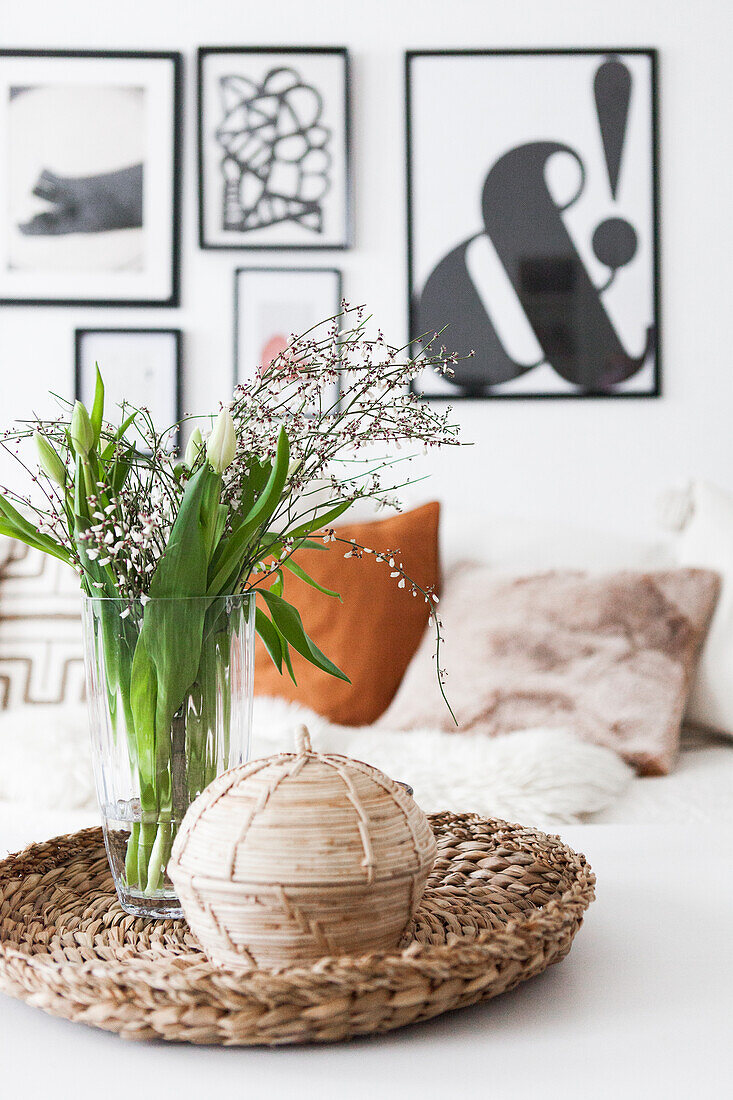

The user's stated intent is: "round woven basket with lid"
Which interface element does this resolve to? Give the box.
[168,726,437,969]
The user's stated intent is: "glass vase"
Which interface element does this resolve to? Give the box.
[81,593,255,919]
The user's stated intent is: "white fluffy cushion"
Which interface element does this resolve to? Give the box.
[0,704,94,809]
[666,480,733,735]
[0,698,631,828]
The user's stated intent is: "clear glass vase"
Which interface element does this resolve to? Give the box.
[81,593,255,919]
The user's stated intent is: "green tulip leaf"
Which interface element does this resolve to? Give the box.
[91,365,105,447]
[255,606,282,673]
[282,557,341,599]
[258,588,349,682]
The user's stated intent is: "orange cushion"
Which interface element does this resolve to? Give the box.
[254,502,440,725]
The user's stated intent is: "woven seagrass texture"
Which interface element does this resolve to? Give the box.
[0,814,594,1045]
[168,727,438,968]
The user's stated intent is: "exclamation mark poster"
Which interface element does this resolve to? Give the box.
[407,49,659,399]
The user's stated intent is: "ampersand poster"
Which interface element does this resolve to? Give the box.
[407,50,660,399]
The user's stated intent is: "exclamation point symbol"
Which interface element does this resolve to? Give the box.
[594,56,632,199]
[591,56,637,282]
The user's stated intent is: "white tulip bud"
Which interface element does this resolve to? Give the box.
[184,427,204,468]
[70,401,94,458]
[206,408,237,475]
[34,432,66,487]
[287,457,303,481]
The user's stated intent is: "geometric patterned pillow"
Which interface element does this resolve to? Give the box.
[0,537,85,708]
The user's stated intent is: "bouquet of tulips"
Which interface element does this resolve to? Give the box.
[0,306,460,896]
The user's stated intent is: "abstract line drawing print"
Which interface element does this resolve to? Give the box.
[215,67,332,235]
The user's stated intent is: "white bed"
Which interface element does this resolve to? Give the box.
[1,507,731,830]
[594,727,733,824]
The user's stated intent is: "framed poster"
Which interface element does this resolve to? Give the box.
[407,49,660,399]
[0,50,181,307]
[75,328,181,450]
[199,47,351,250]
[234,267,342,410]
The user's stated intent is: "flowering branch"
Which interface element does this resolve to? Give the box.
[0,303,462,701]
[0,305,464,896]
[328,532,453,724]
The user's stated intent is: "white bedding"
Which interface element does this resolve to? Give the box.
[593,728,733,824]
[0,700,730,828]
[253,702,733,827]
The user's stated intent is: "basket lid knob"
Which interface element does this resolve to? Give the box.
[295,725,312,756]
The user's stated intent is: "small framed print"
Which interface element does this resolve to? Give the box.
[198,47,351,250]
[75,328,182,450]
[234,267,342,408]
[407,49,660,399]
[0,50,182,307]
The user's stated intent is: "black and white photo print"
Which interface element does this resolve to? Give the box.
[407,50,660,399]
[0,51,181,306]
[199,48,351,249]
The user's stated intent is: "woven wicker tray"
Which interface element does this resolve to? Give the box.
[0,813,594,1045]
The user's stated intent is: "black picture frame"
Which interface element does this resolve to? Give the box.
[406,48,661,400]
[233,265,343,392]
[0,49,182,308]
[198,46,352,251]
[75,327,182,451]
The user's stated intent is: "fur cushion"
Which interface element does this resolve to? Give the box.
[379,565,721,775]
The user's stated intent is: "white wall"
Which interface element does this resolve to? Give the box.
[2,0,732,538]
